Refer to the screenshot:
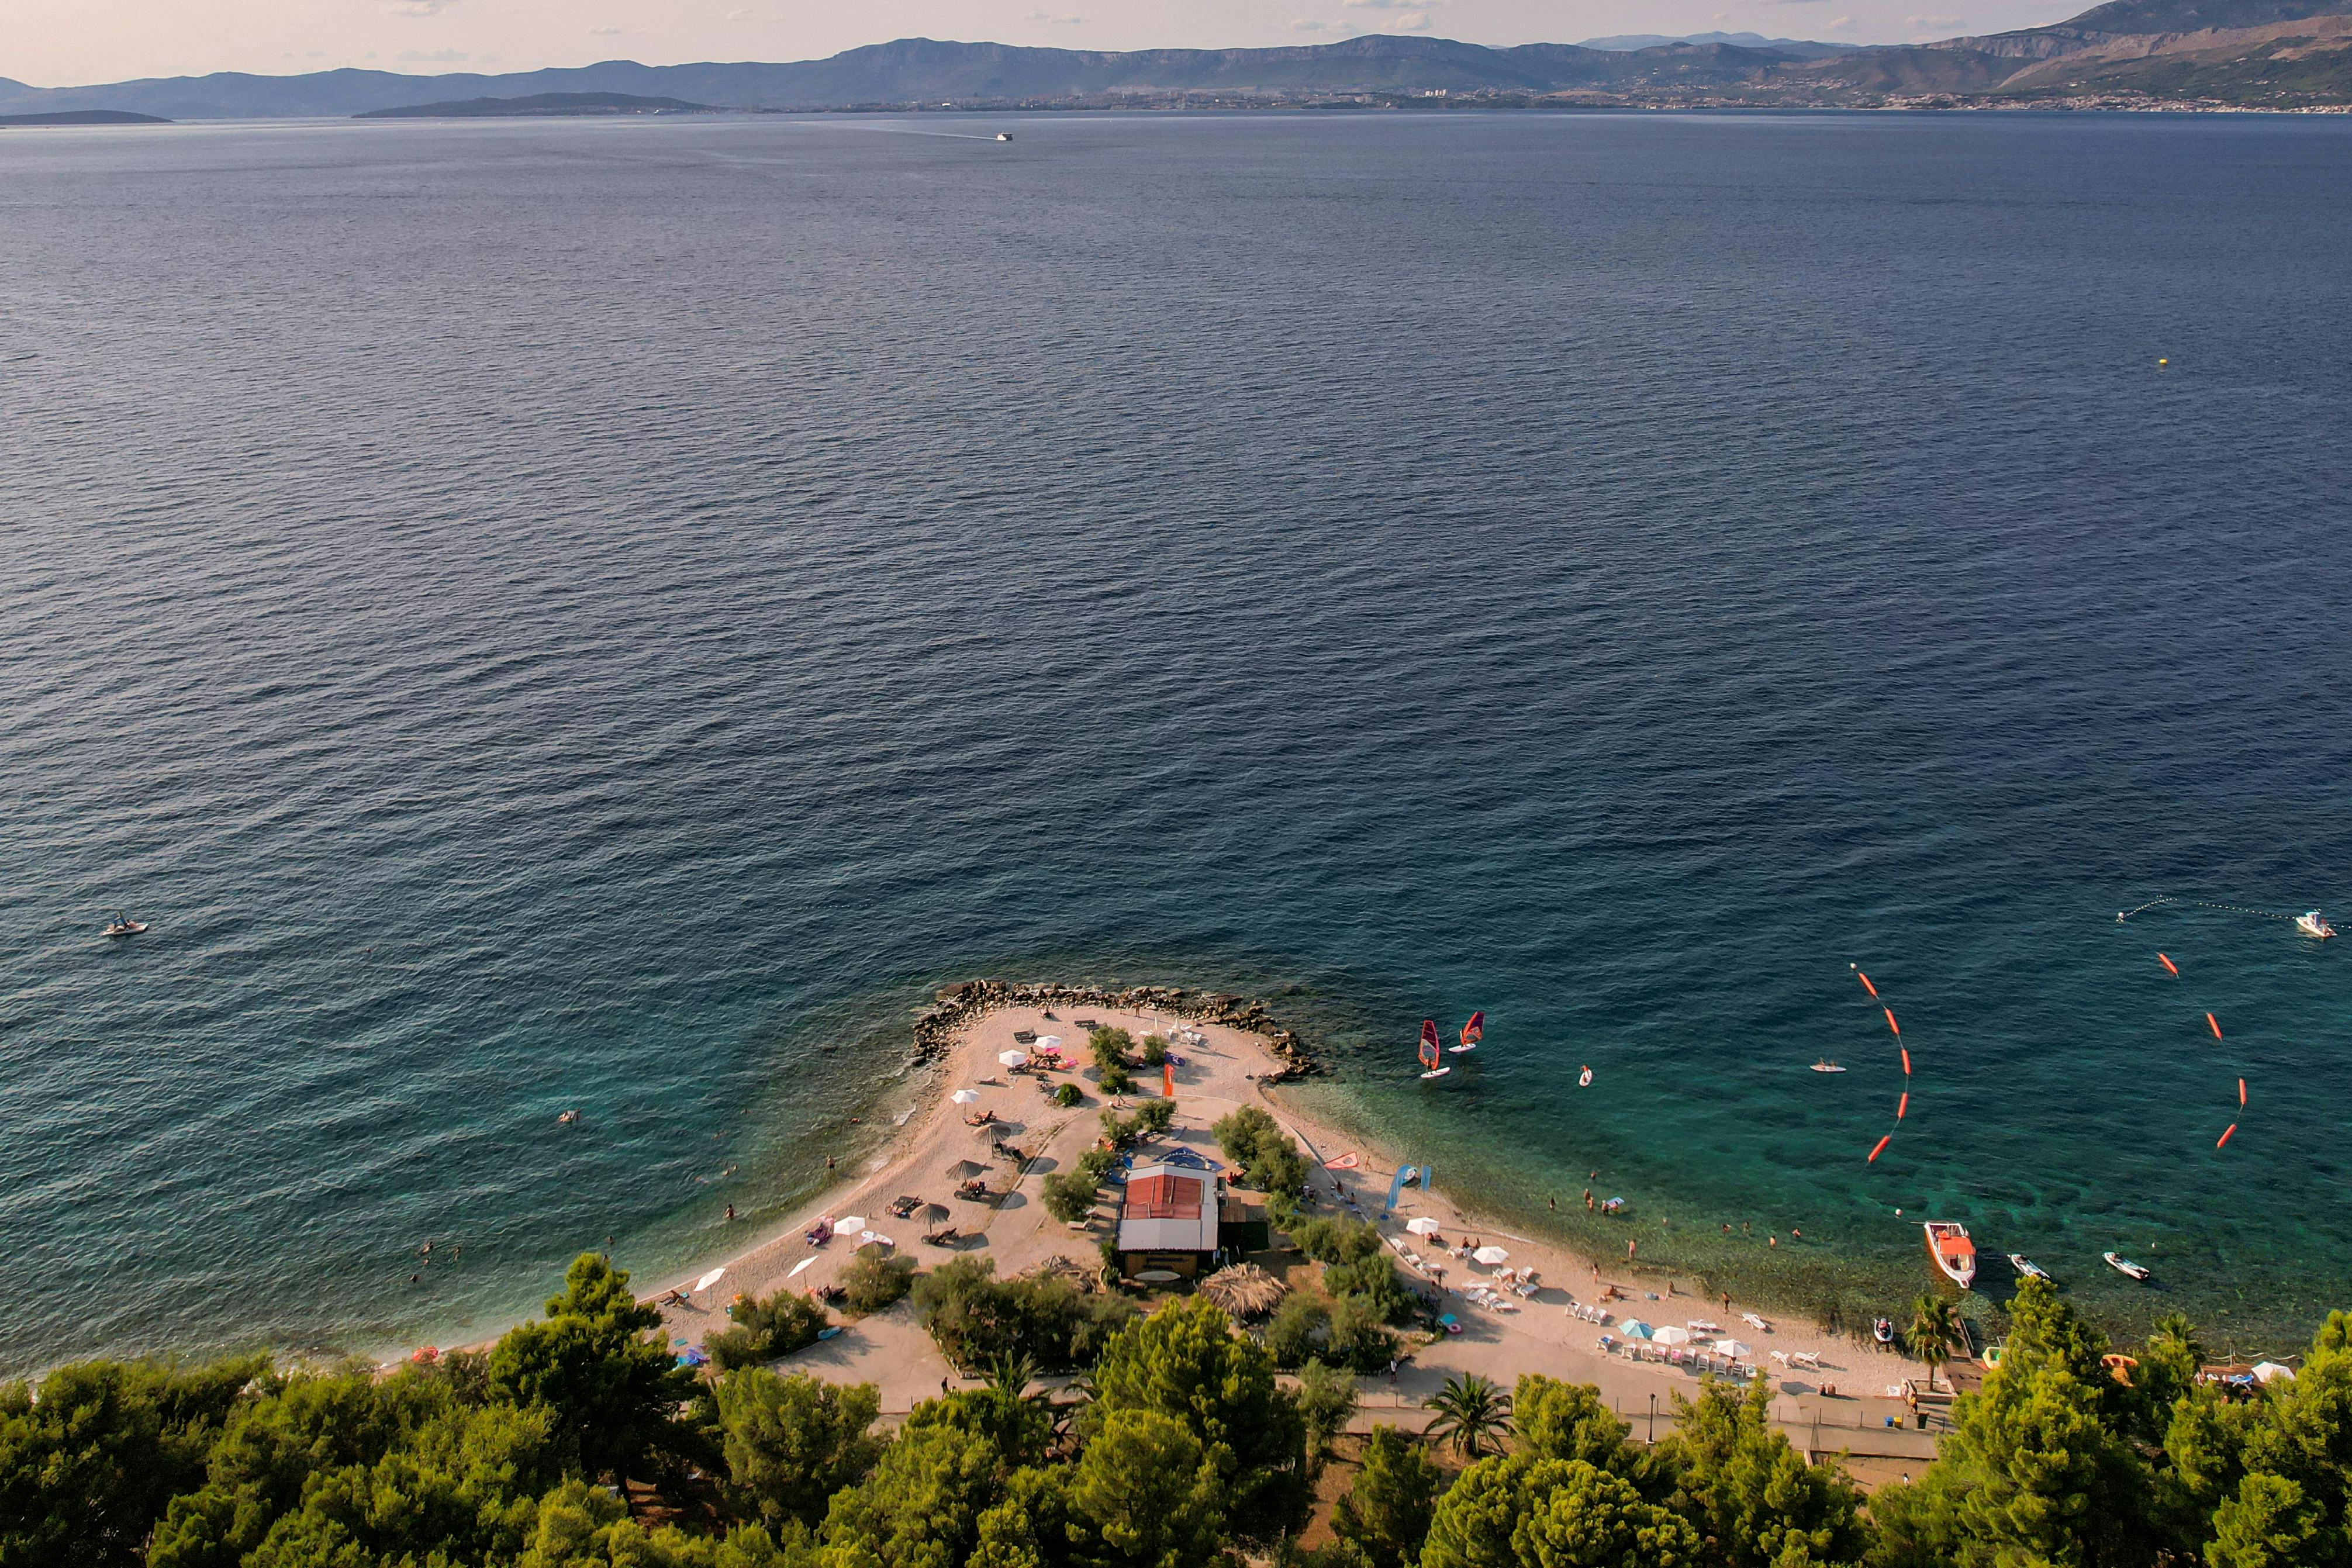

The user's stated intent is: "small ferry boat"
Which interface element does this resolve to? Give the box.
[2008,1253,2053,1283]
[1811,1059,1846,1073]
[102,913,147,938]
[2104,1252,2151,1282]
[2295,910,2335,940]
[1923,1221,1977,1289]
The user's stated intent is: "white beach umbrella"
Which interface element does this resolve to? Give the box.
[1405,1217,1444,1237]
[694,1267,726,1293]
[951,1089,982,1104]
[1714,1339,1753,1360]
[1472,1245,1510,1265]
[2254,1362,2296,1384]
[835,1215,867,1233]
[999,1049,1030,1067]
[787,1257,817,1279]
[1652,1325,1693,1346]
[1034,1035,1062,1051]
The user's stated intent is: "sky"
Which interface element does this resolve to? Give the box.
[4,0,2084,89]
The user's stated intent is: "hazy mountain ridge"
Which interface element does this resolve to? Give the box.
[1,0,2346,117]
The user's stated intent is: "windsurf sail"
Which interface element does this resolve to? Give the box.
[1460,1010,1484,1050]
[1418,1020,1443,1075]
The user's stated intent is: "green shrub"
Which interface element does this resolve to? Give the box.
[1077,1146,1117,1184]
[1100,1061,1136,1096]
[1265,1294,1332,1369]
[1135,1098,1175,1135]
[1141,1035,1169,1066]
[1215,1105,1308,1202]
[840,1252,916,1315]
[1290,1217,1386,1266]
[1054,1082,1083,1108]
[1326,1294,1399,1373]
[707,1288,831,1370]
[1326,1256,1418,1327]
[1296,1358,1359,1453]
[912,1257,1136,1372]
[1089,1026,1135,1072]
[1043,1170,1098,1224]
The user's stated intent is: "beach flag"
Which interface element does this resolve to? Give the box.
[1163,1061,1175,1098]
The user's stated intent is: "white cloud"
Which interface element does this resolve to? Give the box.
[1392,11,1434,28]
[391,0,458,15]
[1909,12,1961,25]
[1024,9,1085,20]
[1827,13,1857,26]
[395,47,469,60]
[590,25,626,34]
[1344,0,1435,8]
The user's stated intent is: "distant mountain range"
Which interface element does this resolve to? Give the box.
[1,0,2344,118]
[354,92,712,119]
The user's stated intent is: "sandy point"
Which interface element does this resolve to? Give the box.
[633,995,1938,1456]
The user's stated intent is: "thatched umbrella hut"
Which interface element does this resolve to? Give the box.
[1199,1262,1286,1320]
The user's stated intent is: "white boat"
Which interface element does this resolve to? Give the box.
[2104,1251,2151,1282]
[2008,1253,2052,1283]
[1577,1066,1593,1087]
[102,913,147,938]
[1811,1059,1846,1073]
[1923,1221,1976,1289]
[995,131,1013,141]
[2295,910,2335,940]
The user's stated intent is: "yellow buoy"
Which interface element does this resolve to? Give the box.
[2158,358,2170,366]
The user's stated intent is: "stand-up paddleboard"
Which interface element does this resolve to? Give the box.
[1418,1020,1450,1080]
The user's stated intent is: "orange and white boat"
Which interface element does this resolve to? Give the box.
[1923,1221,1976,1289]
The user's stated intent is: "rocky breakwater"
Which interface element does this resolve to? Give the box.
[911,979,1320,1080]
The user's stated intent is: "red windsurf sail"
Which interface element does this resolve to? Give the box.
[1461,1010,1484,1049]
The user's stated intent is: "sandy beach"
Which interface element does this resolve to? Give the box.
[627,995,1938,1459]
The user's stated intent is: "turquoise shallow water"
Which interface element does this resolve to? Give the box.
[1,110,2348,1374]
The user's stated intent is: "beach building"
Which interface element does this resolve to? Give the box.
[1115,1147,1232,1279]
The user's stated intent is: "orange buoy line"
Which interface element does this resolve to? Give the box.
[2207,1012,2223,1041]
[2159,952,2180,976]
[1852,964,1914,1164]
[2240,1078,2247,1107]
[2217,1124,2238,1149]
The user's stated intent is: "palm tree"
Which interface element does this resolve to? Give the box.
[1422,1372,1512,1459]
[987,1351,1044,1402]
[1909,1294,1963,1391]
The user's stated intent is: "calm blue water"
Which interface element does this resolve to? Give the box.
[3,111,2348,1374]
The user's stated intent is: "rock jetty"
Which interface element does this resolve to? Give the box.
[915,979,1318,1079]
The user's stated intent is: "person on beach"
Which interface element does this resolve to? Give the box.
[1627,1239,1636,1262]
[725,1204,736,1222]
[1770,1235,1778,1248]
[1549,1196,1556,1212]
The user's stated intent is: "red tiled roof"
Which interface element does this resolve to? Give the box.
[1123,1174,1205,1220]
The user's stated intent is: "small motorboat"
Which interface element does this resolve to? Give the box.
[103,913,147,938]
[1811,1059,1846,1073]
[2008,1253,2053,1283]
[1923,1220,1977,1289]
[2104,1251,2151,1282]
[1873,1317,1895,1344]
[2295,910,2335,940]
[995,131,1013,141]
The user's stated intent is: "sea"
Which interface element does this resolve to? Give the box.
[3,109,2348,1377]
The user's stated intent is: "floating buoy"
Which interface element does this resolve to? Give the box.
[2158,358,2170,367]
[2217,1123,2237,1148]
[2207,1012,2223,1041]
[2239,1078,2247,1107]
[1868,1134,1892,1163]
[2158,952,2178,976]
[1897,1090,1909,1121]
[1900,1047,1912,1076]
[1884,1008,1900,1037]
[1857,971,1880,999]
